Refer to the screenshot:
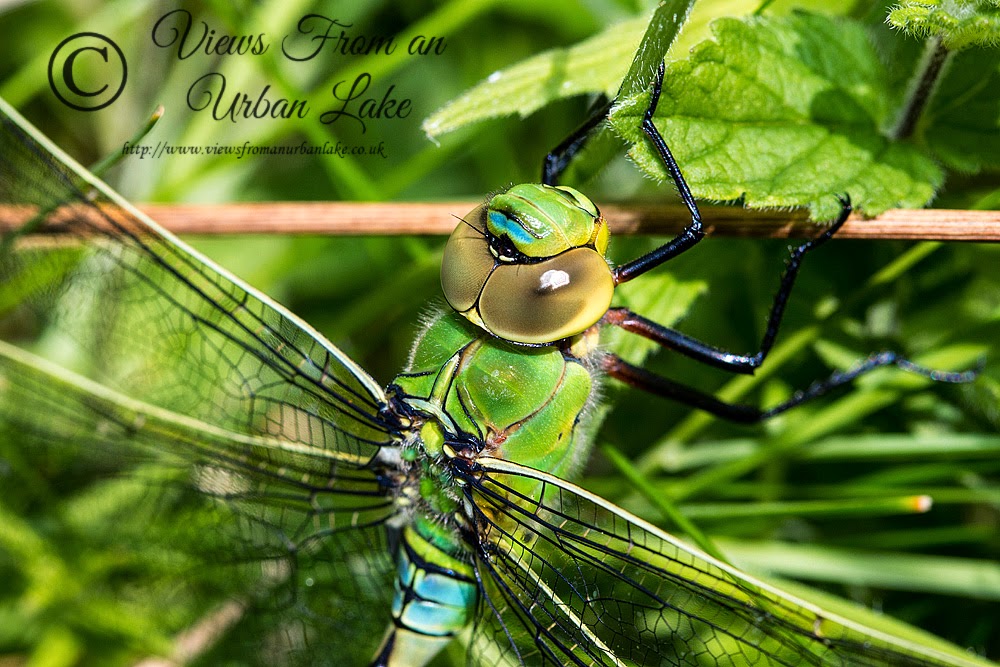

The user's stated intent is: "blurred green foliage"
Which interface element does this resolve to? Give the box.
[0,0,999,665]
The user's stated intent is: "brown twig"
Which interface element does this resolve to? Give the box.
[0,201,998,241]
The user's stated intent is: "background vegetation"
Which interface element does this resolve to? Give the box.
[0,0,998,665]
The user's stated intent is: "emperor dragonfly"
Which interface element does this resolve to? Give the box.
[0,48,992,666]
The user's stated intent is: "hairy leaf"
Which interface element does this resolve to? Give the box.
[611,13,944,220]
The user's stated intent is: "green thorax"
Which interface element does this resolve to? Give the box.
[392,311,595,485]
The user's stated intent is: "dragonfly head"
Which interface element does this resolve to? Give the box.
[441,183,614,345]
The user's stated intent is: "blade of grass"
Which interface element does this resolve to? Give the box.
[600,443,726,562]
[718,539,1000,601]
[677,495,933,520]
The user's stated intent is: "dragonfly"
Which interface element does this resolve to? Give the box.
[0,51,990,667]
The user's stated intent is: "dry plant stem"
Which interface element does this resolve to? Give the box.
[2,202,999,241]
[132,599,247,667]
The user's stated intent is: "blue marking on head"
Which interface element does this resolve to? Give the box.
[487,210,533,247]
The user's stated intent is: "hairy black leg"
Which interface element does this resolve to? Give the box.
[542,97,612,186]
[604,197,852,374]
[603,352,978,424]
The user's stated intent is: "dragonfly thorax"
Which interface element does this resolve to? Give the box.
[441,183,615,345]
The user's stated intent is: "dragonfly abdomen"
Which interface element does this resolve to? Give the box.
[372,519,477,667]
[377,310,602,663]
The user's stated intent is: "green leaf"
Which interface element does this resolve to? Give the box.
[923,49,1000,172]
[421,0,869,142]
[422,0,698,139]
[546,0,699,186]
[887,0,1000,50]
[421,13,649,138]
[611,12,945,220]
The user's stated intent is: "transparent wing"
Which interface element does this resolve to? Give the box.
[0,96,394,456]
[463,457,993,667]
[0,99,400,664]
[0,339,397,664]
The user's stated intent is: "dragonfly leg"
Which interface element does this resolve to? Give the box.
[603,352,978,423]
[604,197,852,375]
[545,60,706,273]
[541,96,613,186]
[612,61,705,285]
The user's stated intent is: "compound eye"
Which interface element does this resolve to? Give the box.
[478,247,614,345]
[441,206,493,313]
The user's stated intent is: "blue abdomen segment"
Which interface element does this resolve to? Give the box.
[392,524,477,634]
[372,521,477,667]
